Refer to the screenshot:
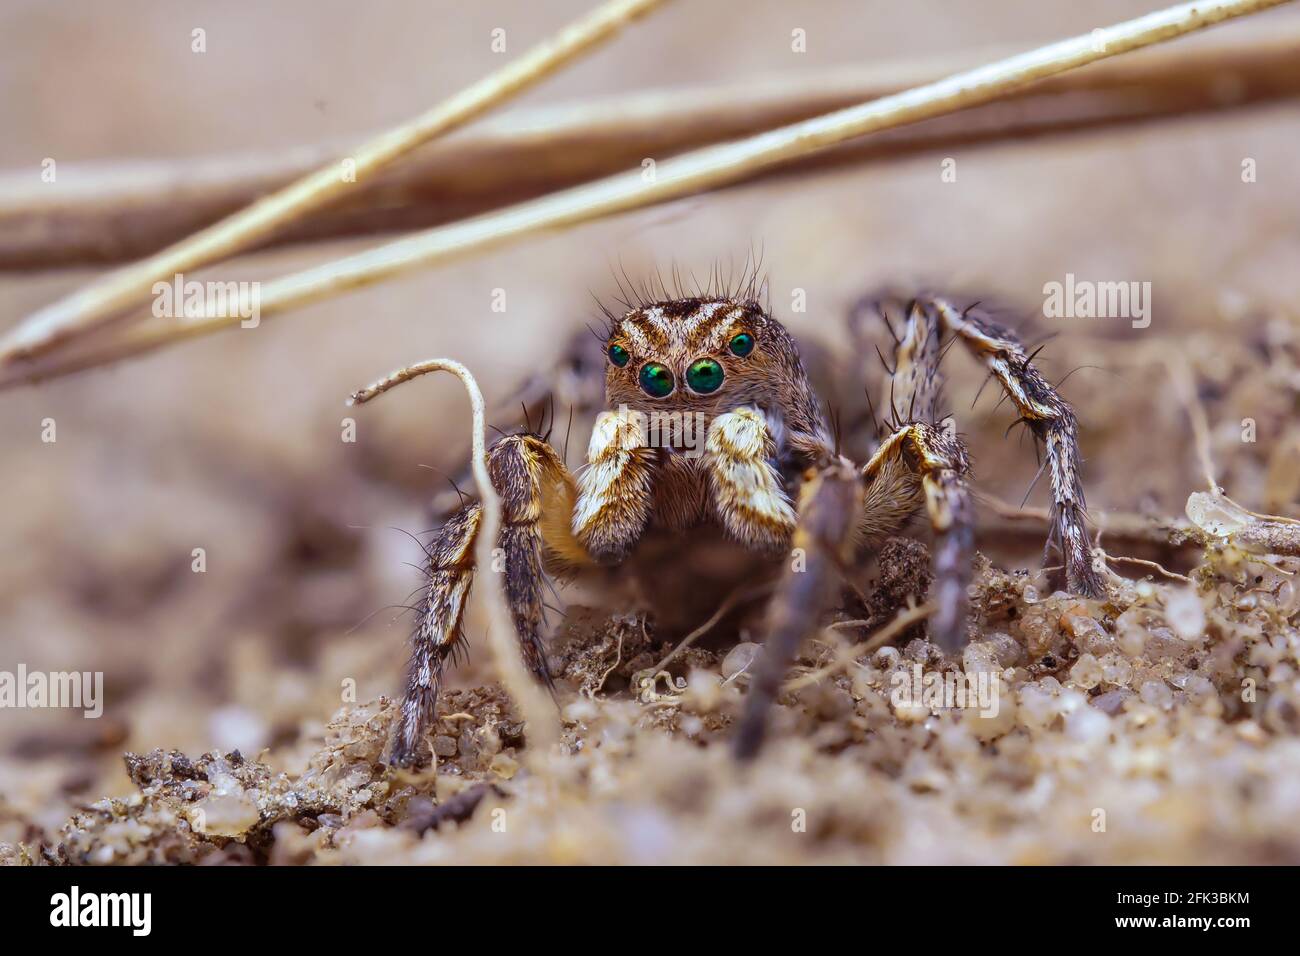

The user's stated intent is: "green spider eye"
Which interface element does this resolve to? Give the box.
[608,343,630,367]
[638,362,674,398]
[729,332,755,357]
[686,358,724,394]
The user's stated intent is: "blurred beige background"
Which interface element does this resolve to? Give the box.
[1,0,1297,837]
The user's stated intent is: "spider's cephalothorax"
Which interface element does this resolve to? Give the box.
[587,296,834,560]
[382,292,1104,766]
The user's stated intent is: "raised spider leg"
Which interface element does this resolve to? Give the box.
[925,297,1106,598]
[853,293,1103,646]
[852,299,976,650]
[392,432,575,767]
[733,459,861,761]
[696,405,832,760]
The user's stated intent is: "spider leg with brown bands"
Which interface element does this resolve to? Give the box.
[734,459,861,761]
[390,432,576,768]
[392,501,479,768]
[861,422,974,650]
[881,297,946,426]
[926,298,1106,598]
[489,434,577,684]
[704,407,798,553]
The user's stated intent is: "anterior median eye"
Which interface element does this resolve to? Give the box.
[729,332,755,357]
[608,343,630,367]
[686,358,724,394]
[638,362,674,398]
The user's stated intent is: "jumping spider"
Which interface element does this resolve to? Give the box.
[368,285,1104,766]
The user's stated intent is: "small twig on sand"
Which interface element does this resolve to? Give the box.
[1162,351,1300,556]
[1102,553,1192,583]
[652,581,775,674]
[590,622,630,698]
[348,359,560,753]
[785,603,935,691]
[1186,490,1300,557]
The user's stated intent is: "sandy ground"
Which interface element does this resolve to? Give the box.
[1,1,1299,864]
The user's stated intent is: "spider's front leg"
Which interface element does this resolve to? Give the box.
[396,404,664,766]
[861,421,974,650]
[392,432,576,767]
[732,459,861,761]
[695,405,850,760]
[728,422,972,760]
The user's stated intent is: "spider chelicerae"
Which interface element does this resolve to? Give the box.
[359,280,1105,767]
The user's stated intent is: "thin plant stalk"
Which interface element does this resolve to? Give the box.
[2,0,1291,390]
[0,0,671,364]
[348,359,561,753]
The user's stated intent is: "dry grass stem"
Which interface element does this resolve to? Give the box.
[1187,491,1300,556]
[0,0,671,365]
[979,491,1193,545]
[1164,352,1221,492]
[1,0,1290,390]
[7,24,1298,270]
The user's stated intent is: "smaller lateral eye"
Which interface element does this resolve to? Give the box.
[729,332,755,357]
[608,343,630,367]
